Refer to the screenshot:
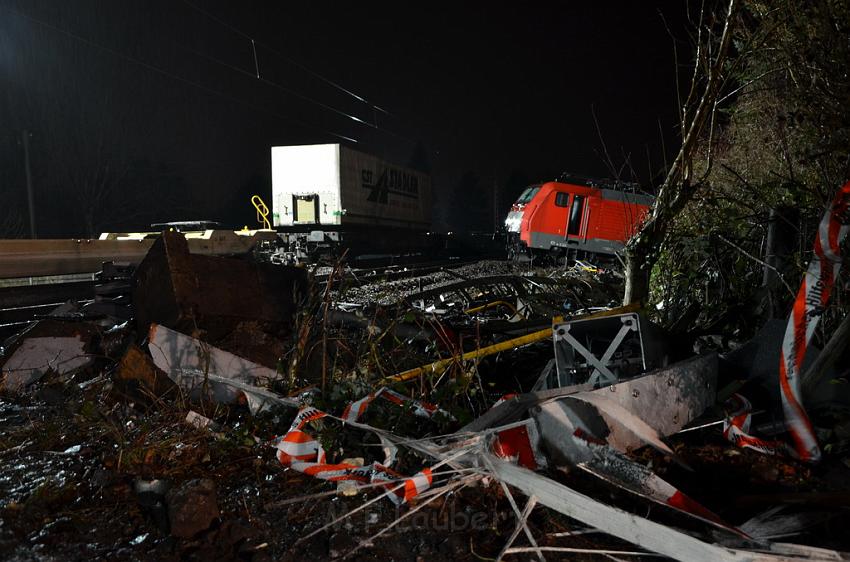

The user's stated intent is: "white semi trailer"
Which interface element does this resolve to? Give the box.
[270,143,433,261]
[271,143,431,229]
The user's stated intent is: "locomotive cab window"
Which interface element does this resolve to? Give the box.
[567,195,585,235]
[517,186,541,204]
[555,192,570,207]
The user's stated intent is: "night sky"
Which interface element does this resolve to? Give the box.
[0,1,689,236]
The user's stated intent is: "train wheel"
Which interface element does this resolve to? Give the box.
[507,239,529,262]
[549,247,569,268]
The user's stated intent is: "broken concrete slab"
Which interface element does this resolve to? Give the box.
[147,323,296,413]
[1,336,93,392]
[148,323,279,382]
[133,230,307,346]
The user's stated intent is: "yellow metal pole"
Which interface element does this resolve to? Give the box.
[251,195,272,230]
[381,303,641,384]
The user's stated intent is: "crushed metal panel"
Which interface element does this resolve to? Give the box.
[577,449,735,532]
[459,382,595,433]
[532,397,601,465]
[552,312,668,387]
[532,354,717,460]
[588,353,718,438]
[491,419,548,470]
[569,392,676,455]
[1,336,92,392]
[532,394,675,465]
[487,455,845,560]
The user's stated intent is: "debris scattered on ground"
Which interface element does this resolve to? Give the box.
[2,225,850,561]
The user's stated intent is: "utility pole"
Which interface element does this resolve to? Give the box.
[22,129,36,238]
[492,170,499,233]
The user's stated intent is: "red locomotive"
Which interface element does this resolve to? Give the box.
[505,179,654,261]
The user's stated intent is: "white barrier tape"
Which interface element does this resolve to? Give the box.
[340,386,451,423]
[722,393,793,457]
[779,181,850,462]
[492,393,518,409]
[341,392,375,424]
[275,386,449,504]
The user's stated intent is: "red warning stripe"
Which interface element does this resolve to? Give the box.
[275,393,442,504]
[778,181,850,462]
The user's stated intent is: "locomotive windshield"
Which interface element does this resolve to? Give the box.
[516,186,541,204]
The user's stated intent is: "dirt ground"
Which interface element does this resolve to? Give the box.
[3,257,850,561]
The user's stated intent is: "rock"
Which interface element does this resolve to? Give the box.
[114,344,175,399]
[328,531,357,559]
[135,479,170,533]
[166,478,220,539]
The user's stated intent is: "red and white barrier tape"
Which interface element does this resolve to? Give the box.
[492,393,518,408]
[341,386,451,423]
[275,388,447,504]
[722,393,793,457]
[778,181,850,462]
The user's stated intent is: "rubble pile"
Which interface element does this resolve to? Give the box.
[2,214,850,561]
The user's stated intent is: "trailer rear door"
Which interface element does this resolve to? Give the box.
[293,194,319,223]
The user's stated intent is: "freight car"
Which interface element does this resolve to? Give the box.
[270,143,435,261]
[505,179,654,261]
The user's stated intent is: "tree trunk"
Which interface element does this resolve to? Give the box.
[621,0,740,306]
[622,214,665,305]
[623,247,651,306]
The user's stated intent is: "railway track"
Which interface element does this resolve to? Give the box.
[0,255,490,342]
[314,257,484,285]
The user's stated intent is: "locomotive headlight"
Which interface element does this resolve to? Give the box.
[504,211,522,233]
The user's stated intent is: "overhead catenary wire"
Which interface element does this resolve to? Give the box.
[174,5,415,144]
[250,38,260,78]
[2,4,359,144]
[177,41,375,129]
[181,0,390,115]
